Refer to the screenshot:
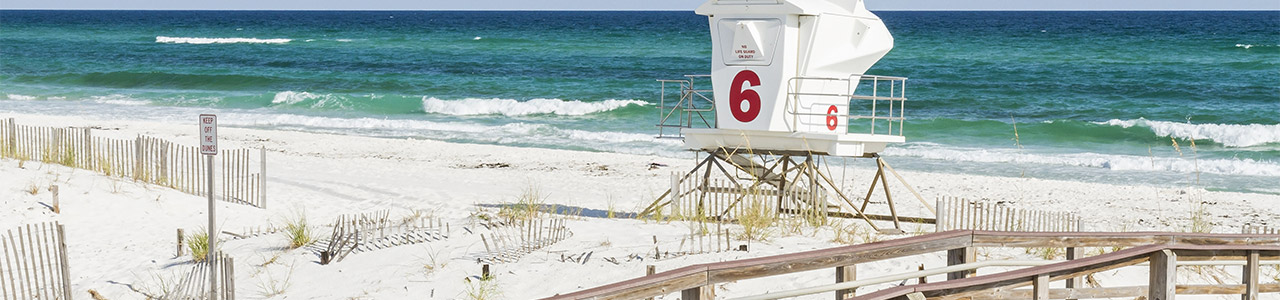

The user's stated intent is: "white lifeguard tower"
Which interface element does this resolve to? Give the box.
[645,0,931,232]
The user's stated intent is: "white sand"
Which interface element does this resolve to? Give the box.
[2,112,1277,299]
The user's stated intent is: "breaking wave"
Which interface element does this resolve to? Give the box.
[421,97,647,116]
[4,94,38,101]
[219,113,681,155]
[885,143,1280,177]
[1098,118,1280,148]
[270,91,349,109]
[89,94,151,106]
[156,36,291,44]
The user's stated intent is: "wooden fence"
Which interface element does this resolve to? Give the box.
[317,210,449,265]
[0,118,267,208]
[667,173,829,222]
[479,218,570,264]
[168,254,235,300]
[0,222,71,300]
[1245,225,1276,235]
[543,231,1280,300]
[935,196,1080,232]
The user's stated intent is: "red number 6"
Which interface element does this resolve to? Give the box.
[729,70,762,123]
[826,105,839,131]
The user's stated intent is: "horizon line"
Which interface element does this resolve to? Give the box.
[2,8,1278,12]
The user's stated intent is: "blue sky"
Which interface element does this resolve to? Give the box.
[3,0,1278,10]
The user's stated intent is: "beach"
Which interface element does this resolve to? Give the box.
[4,112,1278,299]
[1,9,1277,299]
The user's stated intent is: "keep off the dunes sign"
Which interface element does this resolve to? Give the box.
[200,114,217,155]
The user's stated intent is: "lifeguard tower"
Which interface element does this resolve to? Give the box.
[644,0,931,233]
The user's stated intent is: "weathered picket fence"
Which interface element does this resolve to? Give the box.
[935,196,1081,232]
[316,210,449,265]
[1245,225,1277,235]
[478,218,570,264]
[0,118,267,208]
[168,254,235,300]
[0,222,72,300]
[668,174,831,222]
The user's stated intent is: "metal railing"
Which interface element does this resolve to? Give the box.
[656,75,714,139]
[786,74,907,136]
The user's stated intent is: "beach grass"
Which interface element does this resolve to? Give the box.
[498,184,548,223]
[464,276,500,300]
[187,229,211,262]
[257,264,295,298]
[284,211,316,249]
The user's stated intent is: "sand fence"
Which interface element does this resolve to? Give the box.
[0,118,267,208]
[935,196,1081,232]
[663,172,1080,233]
[0,222,72,300]
[314,210,450,265]
[1245,225,1277,235]
[166,254,236,300]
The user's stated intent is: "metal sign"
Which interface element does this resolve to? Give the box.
[200,114,217,155]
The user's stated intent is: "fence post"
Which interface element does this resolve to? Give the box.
[83,128,92,170]
[681,285,714,300]
[1244,250,1259,300]
[134,135,142,181]
[935,198,945,232]
[1066,247,1079,300]
[836,265,857,299]
[1033,274,1050,300]
[644,265,656,300]
[177,229,185,258]
[6,118,14,158]
[56,224,71,300]
[225,256,235,300]
[49,186,59,214]
[1149,249,1176,300]
[946,247,975,280]
[260,147,266,209]
[670,172,680,217]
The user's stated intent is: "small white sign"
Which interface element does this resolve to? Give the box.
[199,114,217,155]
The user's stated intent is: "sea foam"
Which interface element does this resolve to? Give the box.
[421,97,647,116]
[89,95,150,106]
[1099,118,1280,148]
[5,94,38,101]
[885,143,1280,177]
[217,113,681,155]
[156,36,291,44]
[271,91,348,109]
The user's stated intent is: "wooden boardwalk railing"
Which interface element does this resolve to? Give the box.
[0,118,267,208]
[541,230,1280,300]
[856,243,1279,300]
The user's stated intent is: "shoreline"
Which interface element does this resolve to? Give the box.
[5,111,1278,230]
[2,111,1278,298]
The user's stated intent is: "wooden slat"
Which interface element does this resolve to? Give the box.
[1,237,11,300]
[968,283,1280,299]
[708,231,971,284]
[971,231,1280,248]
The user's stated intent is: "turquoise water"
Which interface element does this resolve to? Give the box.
[1,11,1277,193]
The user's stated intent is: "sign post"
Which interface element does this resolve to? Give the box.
[199,114,218,300]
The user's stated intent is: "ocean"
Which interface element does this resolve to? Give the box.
[1,10,1277,193]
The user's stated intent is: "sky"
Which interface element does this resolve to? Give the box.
[2,0,1278,10]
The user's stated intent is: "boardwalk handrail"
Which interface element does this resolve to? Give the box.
[856,243,1280,300]
[540,230,1280,300]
